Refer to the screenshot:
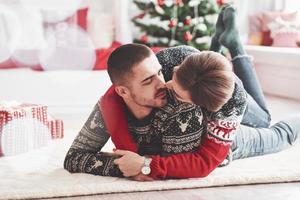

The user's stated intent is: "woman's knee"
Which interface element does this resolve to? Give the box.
[273,116,300,144]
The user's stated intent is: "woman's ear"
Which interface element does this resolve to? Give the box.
[115,86,130,99]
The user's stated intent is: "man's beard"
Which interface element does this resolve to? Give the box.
[131,89,167,108]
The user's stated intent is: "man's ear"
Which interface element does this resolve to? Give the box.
[115,85,130,99]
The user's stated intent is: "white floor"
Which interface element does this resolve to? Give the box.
[49,182,300,200]
[266,95,300,122]
[50,95,300,200]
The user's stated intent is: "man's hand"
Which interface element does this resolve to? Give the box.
[131,173,154,181]
[113,149,144,177]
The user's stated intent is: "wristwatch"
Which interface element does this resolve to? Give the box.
[141,157,152,175]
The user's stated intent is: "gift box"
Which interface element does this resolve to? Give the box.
[0,101,64,156]
[0,102,48,130]
[47,118,64,139]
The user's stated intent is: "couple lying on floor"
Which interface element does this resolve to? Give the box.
[64,5,300,181]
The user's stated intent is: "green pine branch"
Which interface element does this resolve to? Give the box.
[132,0,220,50]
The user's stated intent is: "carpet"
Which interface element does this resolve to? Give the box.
[0,130,300,200]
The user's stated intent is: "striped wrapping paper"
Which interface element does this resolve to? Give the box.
[47,118,64,139]
[0,103,48,130]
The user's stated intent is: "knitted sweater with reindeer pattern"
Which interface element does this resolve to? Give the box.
[64,46,247,179]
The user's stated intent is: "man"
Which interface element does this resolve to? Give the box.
[64,42,242,179]
[64,5,300,180]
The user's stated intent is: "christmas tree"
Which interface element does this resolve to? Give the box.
[132,0,220,50]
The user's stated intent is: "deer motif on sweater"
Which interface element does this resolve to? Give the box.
[177,113,193,133]
[207,120,237,141]
[90,113,98,129]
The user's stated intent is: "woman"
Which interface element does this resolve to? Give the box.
[163,6,271,130]
[166,51,235,113]
[156,4,298,165]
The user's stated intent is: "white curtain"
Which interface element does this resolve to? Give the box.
[283,0,300,11]
[81,0,134,46]
[113,0,133,44]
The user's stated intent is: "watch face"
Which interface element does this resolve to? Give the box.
[141,166,151,175]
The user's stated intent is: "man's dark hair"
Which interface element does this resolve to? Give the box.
[107,43,152,85]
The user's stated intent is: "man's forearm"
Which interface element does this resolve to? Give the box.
[63,103,123,177]
[64,149,123,177]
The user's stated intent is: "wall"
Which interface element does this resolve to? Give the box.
[245,45,300,100]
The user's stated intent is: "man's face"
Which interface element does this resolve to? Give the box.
[126,53,167,108]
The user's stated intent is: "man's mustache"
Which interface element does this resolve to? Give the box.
[155,88,167,97]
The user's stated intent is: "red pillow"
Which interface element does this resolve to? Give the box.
[44,7,88,31]
[76,8,88,31]
[93,43,164,70]
[261,11,298,31]
[0,59,17,69]
[260,11,298,46]
[93,42,122,70]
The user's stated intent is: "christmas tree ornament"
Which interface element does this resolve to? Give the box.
[157,0,164,6]
[168,18,178,28]
[176,0,184,6]
[217,0,228,7]
[140,35,149,43]
[184,31,193,41]
[184,16,192,25]
[135,12,146,19]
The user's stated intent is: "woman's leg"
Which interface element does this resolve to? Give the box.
[233,57,271,128]
[210,5,271,127]
[232,115,300,160]
[209,6,225,53]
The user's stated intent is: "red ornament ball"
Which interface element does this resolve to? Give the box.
[168,18,178,28]
[176,0,183,6]
[217,0,228,6]
[140,35,149,43]
[184,31,193,41]
[184,17,192,25]
[157,0,164,6]
[136,13,145,19]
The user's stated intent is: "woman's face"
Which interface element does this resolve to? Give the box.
[165,70,193,104]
